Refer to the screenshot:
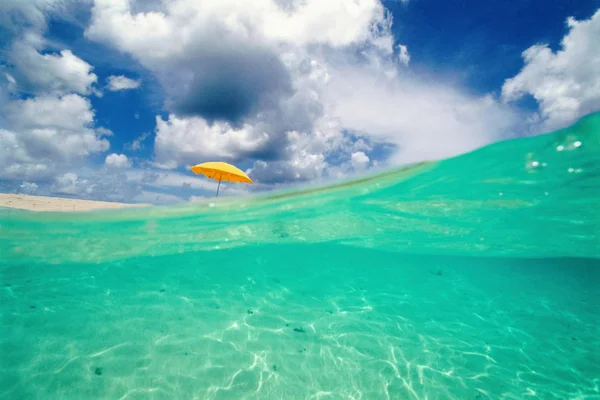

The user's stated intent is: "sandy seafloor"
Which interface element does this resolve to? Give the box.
[1,243,598,400]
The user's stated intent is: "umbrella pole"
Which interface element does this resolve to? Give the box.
[215,177,222,197]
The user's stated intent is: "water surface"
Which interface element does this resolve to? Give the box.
[1,113,599,399]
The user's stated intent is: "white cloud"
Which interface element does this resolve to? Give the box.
[151,50,365,183]
[127,132,151,151]
[502,9,600,131]
[7,32,97,95]
[261,0,389,48]
[96,127,114,136]
[0,3,107,185]
[397,44,410,66]
[19,181,39,194]
[5,93,94,131]
[5,73,16,84]
[0,94,110,181]
[248,153,327,184]
[0,129,51,180]
[323,60,520,166]
[351,151,370,170]
[86,0,390,55]
[105,153,131,169]
[53,172,92,196]
[22,168,139,202]
[106,75,140,91]
[84,0,394,127]
[5,73,17,93]
[81,0,394,185]
[0,0,68,33]
[154,115,269,166]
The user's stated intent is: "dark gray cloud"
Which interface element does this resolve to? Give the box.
[152,48,330,172]
[168,44,293,125]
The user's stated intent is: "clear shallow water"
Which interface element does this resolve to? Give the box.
[1,113,599,399]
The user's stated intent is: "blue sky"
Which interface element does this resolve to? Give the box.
[1,0,599,204]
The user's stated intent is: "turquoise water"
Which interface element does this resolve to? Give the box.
[1,113,599,399]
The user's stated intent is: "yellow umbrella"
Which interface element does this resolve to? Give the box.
[189,161,253,197]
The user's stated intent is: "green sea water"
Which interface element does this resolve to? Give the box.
[1,113,599,399]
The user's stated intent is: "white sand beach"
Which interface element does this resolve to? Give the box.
[0,193,150,212]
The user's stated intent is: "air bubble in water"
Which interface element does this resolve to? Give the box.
[525,153,545,172]
[556,137,583,152]
[526,159,544,171]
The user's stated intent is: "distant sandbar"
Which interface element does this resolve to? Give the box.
[0,193,150,212]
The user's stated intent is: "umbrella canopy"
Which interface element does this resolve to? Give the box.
[189,161,253,197]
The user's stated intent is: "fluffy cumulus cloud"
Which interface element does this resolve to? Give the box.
[84,0,523,186]
[154,115,270,164]
[43,169,140,202]
[6,32,98,95]
[53,172,92,196]
[0,0,70,33]
[397,44,410,67]
[19,181,39,194]
[1,0,98,97]
[105,153,131,169]
[0,94,110,181]
[106,75,140,91]
[351,151,370,171]
[0,0,114,193]
[5,93,94,131]
[503,10,600,131]
[126,132,151,151]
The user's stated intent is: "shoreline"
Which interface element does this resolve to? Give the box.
[0,193,151,212]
